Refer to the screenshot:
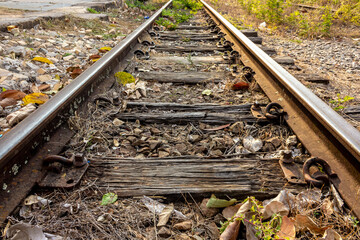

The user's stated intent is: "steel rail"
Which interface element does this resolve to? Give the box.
[0,0,172,168]
[201,0,360,217]
[0,0,173,222]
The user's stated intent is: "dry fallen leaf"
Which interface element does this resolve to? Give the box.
[157,203,174,227]
[99,46,112,53]
[322,228,342,240]
[31,83,40,93]
[294,214,331,235]
[277,216,296,240]
[321,198,334,216]
[89,54,101,60]
[220,220,240,240]
[0,90,26,100]
[262,200,289,220]
[6,103,37,126]
[0,98,18,108]
[22,93,49,105]
[32,57,53,65]
[220,199,253,240]
[38,84,50,91]
[232,81,249,90]
[173,220,192,230]
[70,68,83,79]
[6,222,47,240]
[7,25,17,32]
[222,204,241,220]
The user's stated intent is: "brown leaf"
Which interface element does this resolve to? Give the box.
[232,81,249,91]
[173,220,192,231]
[0,98,18,108]
[0,90,26,100]
[294,214,331,235]
[38,84,50,91]
[222,204,241,220]
[220,220,240,240]
[6,104,37,126]
[262,200,289,220]
[66,66,76,72]
[321,198,334,216]
[31,83,40,93]
[207,222,220,239]
[89,54,101,60]
[70,68,83,79]
[322,228,343,240]
[200,198,220,218]
[220,200,254,240]
[66,66,81,73]
[277,216,296,240]
[157,203,174,227]
[52,83,63,92]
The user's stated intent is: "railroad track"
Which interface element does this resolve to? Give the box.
[1,0,360,234]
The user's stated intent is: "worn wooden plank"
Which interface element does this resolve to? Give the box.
[111,111,265,124]
[87,156,302,198]
[294,73,330,84]
[138,71,230,84]
[161,29,258,38]
[176,24,212,30]
[150,56,228,64]
[161,32,217,37]
[273,57,295,65]
[155,45,230,52]
[259,46,277,56]
[344,105,360,121]
[160,35,220,41]
[176,25,212,30]
[248,37,262,44]
[159,35,261,43]
[240,29,258,37]
[126,101,254,113]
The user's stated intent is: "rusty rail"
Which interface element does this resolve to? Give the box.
[201,0,360,217]
[0,0,173,222]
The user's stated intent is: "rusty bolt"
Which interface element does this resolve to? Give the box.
[73,154,87,167]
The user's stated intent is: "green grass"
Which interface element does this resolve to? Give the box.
[125,0,157,11]
[87,8,100,14]
[155,0,203,30]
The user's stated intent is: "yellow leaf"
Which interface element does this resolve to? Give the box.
[7,25,17,32]
[109,24,117,27]
[99,46,112,52]
[22,93,49,105]
[114,72,135,86]
[91,58,100,62]
[32,57,53,65]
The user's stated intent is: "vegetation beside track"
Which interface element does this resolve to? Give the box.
[210,0,360,38]
[155,0,203,30]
